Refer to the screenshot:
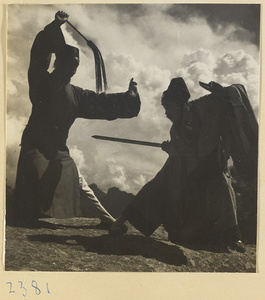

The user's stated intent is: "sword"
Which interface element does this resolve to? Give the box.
[92,135,162,148]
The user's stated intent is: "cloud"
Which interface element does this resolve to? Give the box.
[182,48,215,68]
[176,62,214,96]
[6,115,27,186]
[102,159,130,191]
[215,50,258,76]
[6,4,260,194]
[172,48,259,115]
[164,4,260,45]
[214,50,259,112]
[69,146,86,171]
[226,27,256,44]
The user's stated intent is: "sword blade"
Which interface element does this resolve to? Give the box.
[92,135,162,148]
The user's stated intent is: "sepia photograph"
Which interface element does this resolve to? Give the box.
[5,2,259,278]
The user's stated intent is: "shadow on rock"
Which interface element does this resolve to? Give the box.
[175,240,231,254]
[27,234,187,267]
[7,219,107,231]
[8,219,61,230]
[43,223,111,230]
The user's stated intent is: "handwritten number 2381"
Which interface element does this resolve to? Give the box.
[6,281,50,297]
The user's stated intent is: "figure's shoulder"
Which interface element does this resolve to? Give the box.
[43,20,59,32]
[71,84,92,95]
[185,96,207,114]
[70,84,82,92]
[189,93,226,111]
[190,94,214,104]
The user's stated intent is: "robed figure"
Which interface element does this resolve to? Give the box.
[13,11,141,226]
[111,78,258,252]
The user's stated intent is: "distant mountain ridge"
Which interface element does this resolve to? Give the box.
[89,184,135,218]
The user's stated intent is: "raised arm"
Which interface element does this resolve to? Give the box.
[28,11,68,104]
[75,78,141,120]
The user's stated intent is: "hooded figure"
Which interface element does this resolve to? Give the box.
[110,77,258,252]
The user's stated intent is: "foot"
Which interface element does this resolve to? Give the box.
[216,226,246,253]
[109,223,128,236]
[228,240,246,253]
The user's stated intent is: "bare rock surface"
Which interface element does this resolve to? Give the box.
[5,218,256,272]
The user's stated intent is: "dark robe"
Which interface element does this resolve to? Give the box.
[123,86,257,243]
[14,20,141,220]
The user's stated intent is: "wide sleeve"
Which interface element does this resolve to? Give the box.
[74,86,141,120]
[28,20,66,104]
[222,84,258,180]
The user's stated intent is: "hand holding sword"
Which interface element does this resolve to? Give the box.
[92,135,198,157]
[55,11,69,25]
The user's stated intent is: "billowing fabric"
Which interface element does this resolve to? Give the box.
[15,148,81,219]
[123,86,257,242]
[14,20,140,220]
[225,85,258,181]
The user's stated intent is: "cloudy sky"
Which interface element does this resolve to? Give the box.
[6,4,260,194]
